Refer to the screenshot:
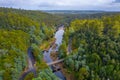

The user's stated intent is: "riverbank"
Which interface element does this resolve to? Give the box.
[50,51,75,80]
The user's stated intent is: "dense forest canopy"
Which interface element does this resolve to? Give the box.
[51,11,120,25]
[0,7,59,80]
[61,15,120,80]
[0,7,120,80]
[0,7,63,26]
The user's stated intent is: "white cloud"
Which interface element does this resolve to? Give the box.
[0,0,120,11]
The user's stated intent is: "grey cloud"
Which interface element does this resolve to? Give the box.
[38,2,62,8]
[38,3,55,7]
[114,0,120,3]
[0,0,120,11]
[0,1,16,7]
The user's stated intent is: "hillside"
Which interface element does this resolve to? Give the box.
[0,7,120,80]
[0,7,58,80]
[59,15,120,80]
[0,7,63,26]
[44,10,120,24]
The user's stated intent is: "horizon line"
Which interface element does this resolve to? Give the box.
[0,7,120,12]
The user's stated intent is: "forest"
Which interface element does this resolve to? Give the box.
[0,7,120,80]
[62,15,120,80]
[0,7,58,80]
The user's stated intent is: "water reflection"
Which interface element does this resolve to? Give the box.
[43,26,66,80]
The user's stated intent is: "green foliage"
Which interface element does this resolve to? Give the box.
[64,15,120,80]
[1,7,120,80]
[0,7,60,80]
[33,68,60,80]
[58,41,67,58]
[78,67,89,80]
[24,72,34,80]
[0,7,62,26]
[0,12,39,32]
[31,43,42,63]
[0,30,29,80]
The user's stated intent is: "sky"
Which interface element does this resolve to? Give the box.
[0,0,120,11]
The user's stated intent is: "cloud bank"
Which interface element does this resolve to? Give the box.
[0,0,120,11]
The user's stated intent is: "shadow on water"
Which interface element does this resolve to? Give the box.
[43,48,66,80]
[43,25,66,80]
[28,47,36,66]
[19,68,36,80]
[20,47,66,80]
[19,47,37,80]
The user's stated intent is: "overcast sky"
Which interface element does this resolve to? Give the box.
[0,0,120,11]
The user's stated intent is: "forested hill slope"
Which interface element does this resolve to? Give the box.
[0,7,120,80]
[58,12,120,25]
[0,7,58,80]
[0,12,39,31]
[60,15,120,80]
[0,7,63,26]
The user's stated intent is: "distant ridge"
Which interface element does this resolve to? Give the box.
[43,10,120,14]
[43,10,105,14]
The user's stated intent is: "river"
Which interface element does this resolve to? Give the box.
[19,47,36,80]
[19,26,66,80]
[43,26,66,80]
